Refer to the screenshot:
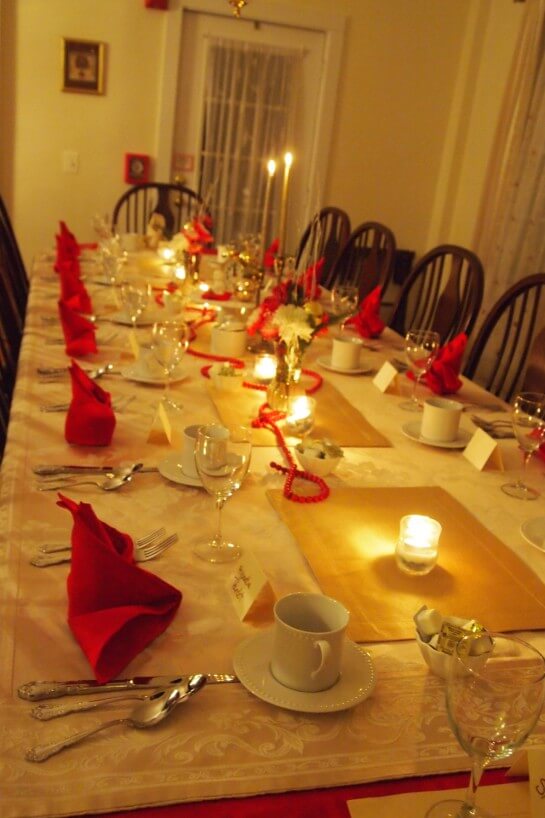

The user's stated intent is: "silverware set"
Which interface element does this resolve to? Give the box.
[39,394,134,413]
[45,331,119,346]
[37,363,121,382]
[30,532,178,567]
[470,415,514,438]
[33,462,158,477]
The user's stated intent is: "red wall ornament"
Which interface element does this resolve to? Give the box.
[145,0,168,9]
[124,153,151,185]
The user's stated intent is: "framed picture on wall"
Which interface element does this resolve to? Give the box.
[124,153,151,185]
[61,38,105,95]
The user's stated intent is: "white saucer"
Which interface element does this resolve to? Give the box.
[233,630,375,713]
[316,356,373,376]
[158,453,202,487]
[402,421,472,450]
[121,358,188,385]
[109,309,164,327]
[520,517,545,551]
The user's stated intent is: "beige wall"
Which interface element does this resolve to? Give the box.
[2,0,524,269]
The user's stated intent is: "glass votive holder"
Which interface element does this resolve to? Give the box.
[395,514,442,576]
[284,396,316,437]
[253,353,277,383]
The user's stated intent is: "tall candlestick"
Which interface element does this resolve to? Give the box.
[260,159,276,265]
[278,152,293,255]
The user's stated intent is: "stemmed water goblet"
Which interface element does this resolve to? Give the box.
[426,631,545,818]
[330,283,359,329]
[150,319,189,410]
[501,391,545,500]
[119,277,151,330]
[193,424,252,564]
[399,329,440,411]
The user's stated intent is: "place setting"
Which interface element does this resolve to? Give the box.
[316,333,374,375]
[402,396,472,449]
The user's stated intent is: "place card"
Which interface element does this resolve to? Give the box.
[463,427,504,471]
[529,748,545,817]
[373,361,398,393]
[228,550,275,623]
[147,400,172,445]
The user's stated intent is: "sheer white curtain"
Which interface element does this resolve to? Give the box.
[199,38,302,244]
[475,0,545,313]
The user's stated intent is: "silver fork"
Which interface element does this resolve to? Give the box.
[40,395,134,413]
[39,526,166,554]
[30,533,178,567]
[471,415,514,438]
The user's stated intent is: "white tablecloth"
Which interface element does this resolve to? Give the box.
[1,257,545,818]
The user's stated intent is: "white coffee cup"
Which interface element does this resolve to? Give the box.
[420,397,464,442]
[180,424,202,478]
[270,593,349,693]
[331,336,362,370]
[210,321,248,358]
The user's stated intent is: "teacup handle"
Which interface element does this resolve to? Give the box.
[311,639,331,678]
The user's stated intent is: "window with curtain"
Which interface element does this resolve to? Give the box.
[199,38,302,245]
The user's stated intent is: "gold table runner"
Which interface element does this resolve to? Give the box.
[267,486,545,641]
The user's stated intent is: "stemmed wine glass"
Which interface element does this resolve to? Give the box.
[119,277,151,330]
[193,424,252,564]
[150,319,189,410]
[399,329,440,411]
[331,283,359,329]
[426,631,545,818]
[502,391,545,500]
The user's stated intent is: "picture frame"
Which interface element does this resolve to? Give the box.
[124,153,151,185]
[61,38,105,95]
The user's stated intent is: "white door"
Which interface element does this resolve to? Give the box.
[157,3,345,253]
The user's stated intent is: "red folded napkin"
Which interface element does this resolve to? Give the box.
[202,290,232,301]
[345,286,385,338]
[65,360,116,446]
[303,258,324,300]
[58,299,97,356]
[58,495,182,683]
[58,259,93,314]
[54,221,80,271]
[263,238,279,269]
[408,333,468,395]
[182,216,215,254]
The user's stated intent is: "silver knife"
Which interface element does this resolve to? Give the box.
[33,465,158,476]
[18,673,238,700]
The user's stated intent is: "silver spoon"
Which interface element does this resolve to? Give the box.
[36,463,143,484]
[32,691,158,720]
[38,473,134,492]
[25,677,207,762]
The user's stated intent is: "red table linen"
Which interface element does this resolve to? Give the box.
[54,221,80,270]
[346,286,385,338]
[58,495,182,683]
[65,360,116,446]
[58,258,93,314]
[58,299,98,356]
[412,332,468,395]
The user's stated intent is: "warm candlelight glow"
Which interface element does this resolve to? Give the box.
[395,515,441,576]
[267,159,277,177]
[278,151,294,255]
[253,353,277,382]
[158,246,175,263]
[285,395,315,437]
[174,264,186,281]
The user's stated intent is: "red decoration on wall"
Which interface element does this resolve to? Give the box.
[124,153,151,185]
[145,0,168,9]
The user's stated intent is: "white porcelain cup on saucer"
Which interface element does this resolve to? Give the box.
[331,336,362,370]
[180,424,202,478]
[270,593,349,693]
[420,397,463,442]
[210,321,248,358]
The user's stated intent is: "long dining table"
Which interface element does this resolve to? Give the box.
[1,248,544,818]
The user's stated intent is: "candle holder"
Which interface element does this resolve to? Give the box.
[253,353,277,383]
[284,396,315,438]
[395,515,441,576]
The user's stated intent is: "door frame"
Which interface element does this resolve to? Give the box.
[155,0,346,227]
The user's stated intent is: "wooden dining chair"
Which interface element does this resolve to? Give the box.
[111,182,207,239]
[295,207,351,284]
[388,244,484,344]
[324,221,397,302]
[0,195,28,326]
[463,273,545,402]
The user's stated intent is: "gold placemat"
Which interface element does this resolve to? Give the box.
[267,486,545,641]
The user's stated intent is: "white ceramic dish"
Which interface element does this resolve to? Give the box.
[402,421,471,450]
[520,516,545,552]
[233,630,375,713]
[109,309,165,327]
[316,356,373,376]
[121,359,188,385]
[158,453,202,487]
